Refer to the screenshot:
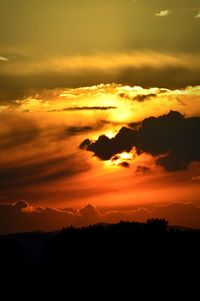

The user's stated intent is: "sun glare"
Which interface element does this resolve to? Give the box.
[119,152,133,160]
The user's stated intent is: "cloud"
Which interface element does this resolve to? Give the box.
[65,126,94,136]
[119,162,130,168]
[79,204,101,225]
[81,111,200,171]
[0,84,199,207]
[1,51,200,102]
[49,106,117,112]
[1,201,200,235]
[0,201,75,234]
[155,10,170,17]
[0,56,8,62]
[0,201,101,234]
[195,12,200,18]
[0,153,90,194]
[13,200,29,210]
[119,92,157,102]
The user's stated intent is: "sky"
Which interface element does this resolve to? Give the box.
[0,0,200,233]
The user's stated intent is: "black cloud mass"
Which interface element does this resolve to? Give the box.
[80,111,200,171]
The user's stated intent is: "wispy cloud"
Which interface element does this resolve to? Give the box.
[155,10,170,17]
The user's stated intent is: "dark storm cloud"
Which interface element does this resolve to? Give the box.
[80,111,200,171]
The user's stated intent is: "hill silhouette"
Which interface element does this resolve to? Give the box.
[1,219,200,293]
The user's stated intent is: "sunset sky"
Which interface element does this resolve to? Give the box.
[0,0,200,234]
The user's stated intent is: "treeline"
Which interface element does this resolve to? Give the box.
[1,219,200,289]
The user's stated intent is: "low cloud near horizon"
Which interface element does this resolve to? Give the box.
[1,200,200,235]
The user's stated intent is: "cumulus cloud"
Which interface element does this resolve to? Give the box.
[155,10,170,17]
[1,201,200,235]
[0,201,101,234]
[79,204,101,225]
[81,111,200,171]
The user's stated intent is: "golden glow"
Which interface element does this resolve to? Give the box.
[104,131,117,139]
[118,152,133,160]
[1,83,200,212]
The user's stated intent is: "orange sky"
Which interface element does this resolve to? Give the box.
[0,1,200,233]
[0,84,199,214]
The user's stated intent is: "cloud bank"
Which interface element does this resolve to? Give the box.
[1,51,200,102]
[1,200,200,235]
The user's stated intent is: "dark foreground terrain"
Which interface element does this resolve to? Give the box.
[0,219,200,293]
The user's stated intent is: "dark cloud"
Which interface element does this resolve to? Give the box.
[48,106,117,112]
[119,162,130,168]
[119,92,157,102]
[80,138,93,150]
[80,127,135,160]
[80,111,200,171]
[133,93,157,102]
[63,106,117,111]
